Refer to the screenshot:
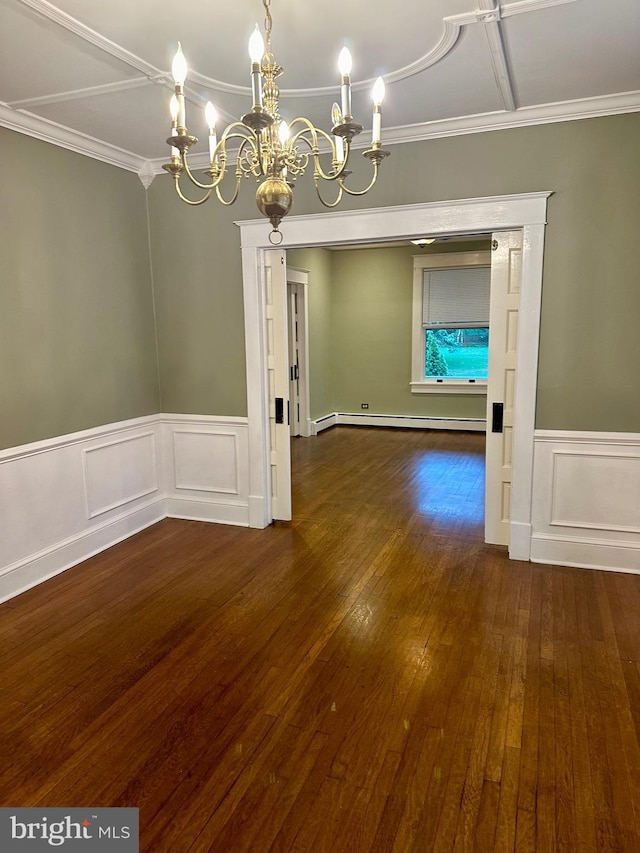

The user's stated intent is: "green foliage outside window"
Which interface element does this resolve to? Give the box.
[426,332,449,376]
[425,327,489,379]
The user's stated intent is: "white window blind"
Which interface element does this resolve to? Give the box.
[423,266,490,327]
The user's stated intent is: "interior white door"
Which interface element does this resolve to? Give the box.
[485,230,523,546]
[264,249,292,521]
[287,283,301,437]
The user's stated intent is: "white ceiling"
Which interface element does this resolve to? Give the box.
[1,0,639,178]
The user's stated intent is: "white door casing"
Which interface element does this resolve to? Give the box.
[264,249,292,521]
[287,284,301,437]
[238,193,550,561]
[287,267,311,438]
[485,231,523,545]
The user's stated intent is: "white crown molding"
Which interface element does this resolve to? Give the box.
[143,90,640,176]
[382,89,640,145]
[0,102,144,172]
[3,89,638,179]
[0,102,145,172]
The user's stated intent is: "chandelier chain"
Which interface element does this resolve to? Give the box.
[263,0,273,51]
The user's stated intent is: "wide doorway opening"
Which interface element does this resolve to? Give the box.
[281,232,511,544]
[238,194,550,561]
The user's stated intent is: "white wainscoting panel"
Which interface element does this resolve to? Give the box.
[0,413,251,603]
[531,430,640,573]
[162,415,250,527]
[173,431,239,494]
[0,417,165,604]
[83,432,158,518]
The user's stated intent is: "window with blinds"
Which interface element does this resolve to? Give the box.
[422,266,490,380]
[423,266,490,328]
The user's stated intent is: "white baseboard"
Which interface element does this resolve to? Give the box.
[531,429,640,574]
[0,500,164,604]
[0,413,250,603]
[530,533,640,575]
[333,413,486,431]
[165,497,250,526]
[508,521,532,562]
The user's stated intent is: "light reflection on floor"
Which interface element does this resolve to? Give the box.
[410,450,485,524]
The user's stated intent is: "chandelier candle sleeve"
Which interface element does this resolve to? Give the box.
[372,77,385,145]
[205,101,218,161]
[171,43,188,128]
[169,95,180,157]
[332,103,345,163]
[338,47,352,117]
[249,25,265,109]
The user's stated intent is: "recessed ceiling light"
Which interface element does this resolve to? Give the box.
[411,238,436,246]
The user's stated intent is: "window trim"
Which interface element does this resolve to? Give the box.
[411,250,492,394]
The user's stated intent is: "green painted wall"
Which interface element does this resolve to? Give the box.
[288,243,489,420]
[149,112,640,432]
[146,178,253,416]
[286,248,334,420]
[3,112,638,452]
[0,129,160,450]
[329,245,487,418]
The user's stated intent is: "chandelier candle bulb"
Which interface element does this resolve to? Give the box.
[205,101,218,161]
[372,77,385,145]
[338,47,352,117]
[249,25,265,109]
[278,120,290,145]
[171,43,188,128]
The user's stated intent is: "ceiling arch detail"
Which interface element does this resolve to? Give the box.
[0,0,638,173]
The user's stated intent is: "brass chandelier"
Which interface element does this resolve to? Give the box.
[163,0,389,243]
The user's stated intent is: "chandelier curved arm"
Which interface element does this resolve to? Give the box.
[287,116,319,144]
[339,158,380,197]
[179,151,226,190]
[313,177,344,209]
[173,178,214,206]
[214,171,243,206]
[214,136,264,205]
[177,124,261,191]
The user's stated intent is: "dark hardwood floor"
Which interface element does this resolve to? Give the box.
[2,426,640,851]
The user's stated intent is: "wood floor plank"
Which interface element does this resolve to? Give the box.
[1,426,639,851]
